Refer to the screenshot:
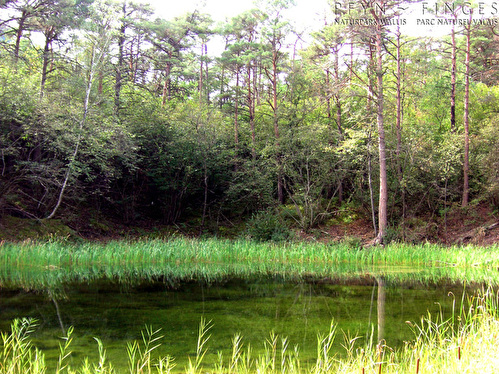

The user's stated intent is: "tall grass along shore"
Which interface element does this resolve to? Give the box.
[1,238,499,290]
[2,237,499,268]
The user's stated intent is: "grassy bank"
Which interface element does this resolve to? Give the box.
[2,238,499,289]
[2,237,499,268]
[1,289,498,374]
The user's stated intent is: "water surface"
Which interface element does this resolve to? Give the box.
[0,274,479,372]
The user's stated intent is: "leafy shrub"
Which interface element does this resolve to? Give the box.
[340,236,363,249]
[245,210,293,242]
[383,226,401,244]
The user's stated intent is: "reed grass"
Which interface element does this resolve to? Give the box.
[1,289,498,374]
[3,237,499,269]
[1,238,499,290]
[3,239,499,372]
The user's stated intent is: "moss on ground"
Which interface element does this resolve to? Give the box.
[0,216,75,241]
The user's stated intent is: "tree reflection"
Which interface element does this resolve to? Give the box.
[376,277,385,342]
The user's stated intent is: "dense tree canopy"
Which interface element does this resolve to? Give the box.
[1,0,498,242]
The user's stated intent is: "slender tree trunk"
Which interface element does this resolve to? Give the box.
[46,32,110,219]
[368,132,377,237]
[14,10,28,63]
[333,46,344,203]
[129,41,134,77]
[220,53,226,109]
[115,4,126,116]
[350,41,354,81]
[199,42,204,103]
[367,43,375,112]
[270,47,283,204]
[40,29,54,98]
[325,68,337,202]
[162,62,172,106]
[462,13,472,207]
[375,14,387,244]
[162,79,168,106]
[37,27,53,163]
[450,21,457,133]
[335,97,343,139]
[395,26,405,239]
[326,69,332,127]
[395,28,402,178]
[98,71,103,95]
[377,277,386,342]
[247,64,256,160]
[131,34,141,83]
[334,47,343,141]
[200,164,208,234]
[255,63,261,106]
[46,46,98,219]
[234,70,240,146]
[366,41,377,236]
[205,44,209,103]
[234,69,240,171]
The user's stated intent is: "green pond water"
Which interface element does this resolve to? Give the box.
[0,273,483,372]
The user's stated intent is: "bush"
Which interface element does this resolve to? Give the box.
[245,210,293,242]
[340,235,363,249]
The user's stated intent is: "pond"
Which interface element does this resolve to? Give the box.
[0,272,482,372]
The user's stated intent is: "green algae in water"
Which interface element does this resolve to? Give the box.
[0,276,475,373]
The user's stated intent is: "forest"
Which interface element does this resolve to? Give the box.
[1,0,499,243]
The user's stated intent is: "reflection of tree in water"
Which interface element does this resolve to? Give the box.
[368,277,385,343]
[376,277,385,343]
[48,289,66,335]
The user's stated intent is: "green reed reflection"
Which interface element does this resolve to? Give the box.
[1,238,499,290]
[1,238,499,372]
[2,288,499,374]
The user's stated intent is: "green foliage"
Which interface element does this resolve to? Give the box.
[276,113,348,230]
[2,0,499,237]
[127,325,165,374]
[477,114,499,208]
[245,210,293,242]
[0,318,41,374]
[339,236,363,250]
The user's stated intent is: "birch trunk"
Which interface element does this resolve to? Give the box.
[46,34,110,219]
